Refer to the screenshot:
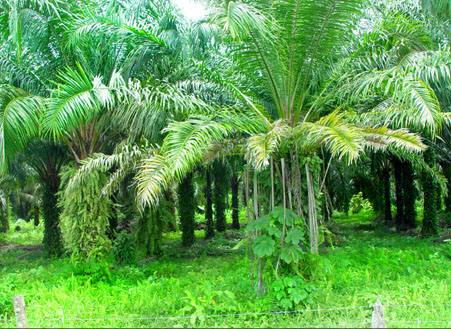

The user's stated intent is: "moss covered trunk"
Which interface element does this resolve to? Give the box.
[178,173,195,247]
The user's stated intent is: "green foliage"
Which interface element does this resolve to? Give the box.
[0,212,450,327]
[270,276,315,310]
[60,167,112,260]
[72,260,112,284]
[246,207,307,268]
[112,232,136,265]
[349,192,373,214]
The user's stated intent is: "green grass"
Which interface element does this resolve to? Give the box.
[0,213,450,328]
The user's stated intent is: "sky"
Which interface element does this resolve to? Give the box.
[172,0,209,21]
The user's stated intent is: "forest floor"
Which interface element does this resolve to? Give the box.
[0,212,450,328]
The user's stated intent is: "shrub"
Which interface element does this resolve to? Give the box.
[349,192,373,214]
[113,232,136,264]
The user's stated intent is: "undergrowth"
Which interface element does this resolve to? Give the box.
[0,211,449,328]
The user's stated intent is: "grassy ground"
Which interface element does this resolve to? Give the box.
[0,212,450,328]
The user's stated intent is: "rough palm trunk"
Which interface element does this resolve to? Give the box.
[213,161,227,232]
[443,162,451,212]
[305,163,318,254]
[393,158,416,230]
[42,175,63,256]
[421,149,438,235]
[0,200,9,233]
[178,173,195,247]
[382,167,392,223]
[393,158,404,230]
[205,169,214,239]
[231,173,240,230]
[403,162,416,229]
[33,206,40,226]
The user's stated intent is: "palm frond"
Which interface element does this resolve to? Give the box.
[0,84,43,170]
[296,111,364,164]
[245,120,290,171]
[361,127,426,153]
[44,64,113,139]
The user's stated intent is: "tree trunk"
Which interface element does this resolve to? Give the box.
[42,176,63,257]
[0,199,9,233]
[205,168,215,238]
[231,173,240,230]
[443,162,451,213]
[403,162,416,229]
[421,149,438,235]
[33,206,40,226]
[393,158,416,230]
[213,161,227,232]
[306,163,318,254]
[393,158,404,230]
[178,173,195,247]
[382,167,392,223]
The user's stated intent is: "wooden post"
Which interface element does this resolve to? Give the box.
[13,295,27,328]
[371,297,385,328]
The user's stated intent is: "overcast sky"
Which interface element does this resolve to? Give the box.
[172,0,208,21]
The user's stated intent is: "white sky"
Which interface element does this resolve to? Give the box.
[172,0,208,21]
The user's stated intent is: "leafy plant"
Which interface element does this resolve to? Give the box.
[270,276,315,310]
[349,192,373,214]
[113,232,136,265]
[72,260,112,284]
[246,207,307,270]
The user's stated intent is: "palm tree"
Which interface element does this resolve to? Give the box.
[136,0,428,253]
[21,140,69,256]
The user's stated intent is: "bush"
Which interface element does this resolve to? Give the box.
[113,232,136,265]
[349,192,373,214]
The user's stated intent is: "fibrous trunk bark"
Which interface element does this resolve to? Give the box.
[393,158,404,230]
[393,158,416,230]
[178,173,195,247]
[383,167,392,223]
[231,173,240,230]
[205,168,215,238]
[421,149,439,235]
[213,161,227,232]
[305,163,318,254]
[443,162,451,213]
[42,176,63,256]
[403,162,416,229]
[0,199,9,233]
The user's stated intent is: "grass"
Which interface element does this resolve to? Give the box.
[0,212,450,328]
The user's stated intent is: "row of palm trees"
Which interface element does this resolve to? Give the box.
[0,0,449,258]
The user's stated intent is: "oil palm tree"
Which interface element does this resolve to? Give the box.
[135,0,429,253]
